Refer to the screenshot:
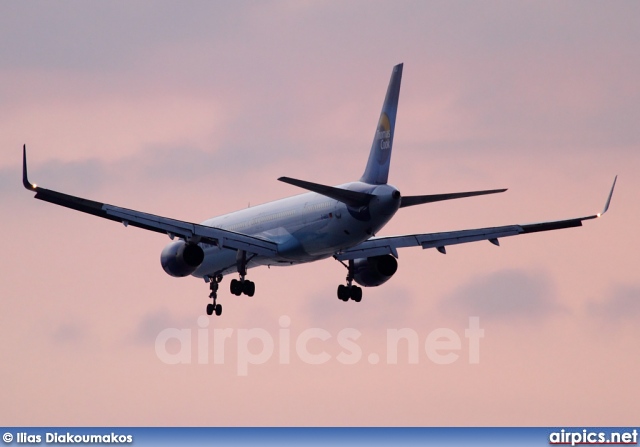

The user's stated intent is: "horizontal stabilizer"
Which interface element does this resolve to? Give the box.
[278,176,374,208]
[400,188,507,208]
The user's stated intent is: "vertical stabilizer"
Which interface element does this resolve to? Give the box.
[360,63,403,185]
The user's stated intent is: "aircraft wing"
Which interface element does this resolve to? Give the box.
[22,146,278,257]
[335,177,617,261]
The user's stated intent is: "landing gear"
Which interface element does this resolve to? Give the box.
[206,302,222,316]
[230,278,242,296]
[204,251,258,316]
[230,278,255,296]
[335,259,363,302]
[337,284,349,301]
[206,275,223,316]
[243,280,255,297]
[230,250,256,297]
[337,284,362,302]
[351,285,362,302]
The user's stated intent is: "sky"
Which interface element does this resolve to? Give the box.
[1,1,639,426]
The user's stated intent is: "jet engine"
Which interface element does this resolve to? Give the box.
[160,240,205,277]
[352,254,398,287]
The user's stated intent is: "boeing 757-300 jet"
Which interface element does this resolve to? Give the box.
[22,63,616,316]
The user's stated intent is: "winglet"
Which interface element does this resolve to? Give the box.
[598,175,617,217]
[22,144,37,190]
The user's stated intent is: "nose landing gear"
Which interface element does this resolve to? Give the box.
[206,274,223,316]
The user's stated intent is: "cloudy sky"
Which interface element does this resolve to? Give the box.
[1,1,639,426]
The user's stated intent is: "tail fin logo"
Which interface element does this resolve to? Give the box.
[360,64,402,185]
[376,113,391,150]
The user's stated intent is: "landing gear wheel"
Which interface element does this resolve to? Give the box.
[337,284,350,301]
[350,286,362,302]
[206,303,214,315]
[243,280,255,297]
[230,279,243,296]
[215,304,222,316]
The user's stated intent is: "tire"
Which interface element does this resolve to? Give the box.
[337,284,349,301]
[351,286,362,302]
[215,304,222,316]
[206,303,214,315]
[244,280,255,297]
[230,279,242,296]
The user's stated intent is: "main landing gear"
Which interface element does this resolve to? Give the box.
[230,278,255,296]
[337,283,362,302]
[230,249,256,297]
[336,259,362,302]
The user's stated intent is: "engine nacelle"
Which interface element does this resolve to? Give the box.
[352,254,398,287]
[160,240,205,277]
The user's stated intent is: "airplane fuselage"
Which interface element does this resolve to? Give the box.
[183,182,401,278]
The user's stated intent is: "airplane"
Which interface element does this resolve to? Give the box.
[22,63,617,317]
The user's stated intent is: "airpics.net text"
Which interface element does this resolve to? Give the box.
[155,316,484,376]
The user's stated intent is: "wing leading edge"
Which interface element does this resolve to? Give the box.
[22,145,278,257]
[335,176,617,261]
